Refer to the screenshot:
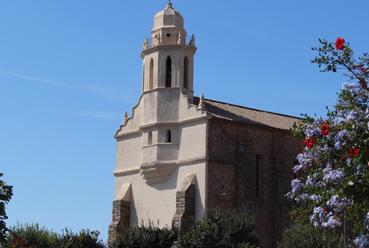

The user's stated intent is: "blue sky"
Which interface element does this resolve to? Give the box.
[1,0,368,242]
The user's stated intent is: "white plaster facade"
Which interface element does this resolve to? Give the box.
[113,3,208,228]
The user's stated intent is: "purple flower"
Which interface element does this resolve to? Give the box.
[291,179,303,193]
[354,234,369,248]
[304,121,322,138]
[310,207,325,228]
[322,215,341,228]
[334,129,351,150]
[309,194,322,203]
[323,167,344,184]
[310,206,342,229]
[293,152,314,173]
[326,195,352,211]
[347,109,359,121]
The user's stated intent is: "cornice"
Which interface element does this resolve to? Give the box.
[113,155,206,184]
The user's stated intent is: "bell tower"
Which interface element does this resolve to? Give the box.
[141,2,196,95]
[111,4,207,243]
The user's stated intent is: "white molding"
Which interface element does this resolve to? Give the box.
[113,156,206,180]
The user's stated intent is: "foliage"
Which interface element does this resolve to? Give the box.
[178,209,259,248]
[0,172,13,244]
[278,223,343,248]
[288,37,369,247]
[111,223,177,248]
[4,224,59,248]
[3,223,105,248]
[58,229,105,248]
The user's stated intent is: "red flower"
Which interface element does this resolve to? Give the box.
[360,67,367,73]
[304,138,315,149]
[320,122,330,136]
[348,147,360,158]
[335,37,345,50]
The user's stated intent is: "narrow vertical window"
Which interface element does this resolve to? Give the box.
[148,131,153,145]
[166,129,172,143]
[255,155,262,198]
[183,56,188,89]
[149,58,154,90]
[165,56,172,88]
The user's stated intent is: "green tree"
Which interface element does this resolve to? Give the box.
[0,172,13,243]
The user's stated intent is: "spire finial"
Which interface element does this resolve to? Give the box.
[167,0,173,8]
[197,94,205,112]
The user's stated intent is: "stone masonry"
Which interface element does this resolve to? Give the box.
[207,118,302,248]
[172,174,196,232]
[108,200,130,244]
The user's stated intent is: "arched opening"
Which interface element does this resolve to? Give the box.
[166,129,172,143]
[149,58,154,90]
[148,131,153,145]
[183,56,189,89]
[165,56,172,88]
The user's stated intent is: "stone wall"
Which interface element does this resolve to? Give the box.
[108,200,131,245]
[207,118,302,248]
[172,181,196,232]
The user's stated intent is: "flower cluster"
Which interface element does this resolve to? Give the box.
[289,37,369,246]
[354,235,369,248]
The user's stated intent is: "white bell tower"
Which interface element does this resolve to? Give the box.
[141,2,196,95]
[111,3,207,239]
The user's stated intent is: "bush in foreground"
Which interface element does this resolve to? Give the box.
[111,223,177,248]
[178,209,259,248]
[3,224,105,248]
[278,223,343,248]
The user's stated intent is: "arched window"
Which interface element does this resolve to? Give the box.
[148,131,153,145]
[165,56,172,88]
[149,58,154,90]
[183,56,189,89]
[166,129,172,143]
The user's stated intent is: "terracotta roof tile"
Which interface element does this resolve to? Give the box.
[194,97,301,130]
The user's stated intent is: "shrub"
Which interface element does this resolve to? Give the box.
[58,229,105,248]
[288,37,369,246]
[4,224,59,248]
[112,223,177,248]
[3,224,105,248]
[278,223,343,248]
[179,209,259,248]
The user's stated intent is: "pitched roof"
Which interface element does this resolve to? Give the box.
[194,97,301,131]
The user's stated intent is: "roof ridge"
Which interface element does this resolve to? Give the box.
[202,97,302,120]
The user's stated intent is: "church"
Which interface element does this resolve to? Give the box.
[109,3,302,247]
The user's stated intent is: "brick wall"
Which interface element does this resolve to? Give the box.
[207,119,302,248]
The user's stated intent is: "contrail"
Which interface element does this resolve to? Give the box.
[0,69,109,93]
[0,69,136,103]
